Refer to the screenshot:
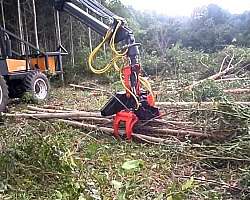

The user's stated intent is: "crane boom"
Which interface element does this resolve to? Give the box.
[75,0,117,18]
[53,0,134,44]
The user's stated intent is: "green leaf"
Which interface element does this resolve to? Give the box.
[121,160,144,171]
[117,191,126,200]
[55,190,63,200]
[167,195,173,200]
[70,156,77,167]
[111,180,123,190]
[181,177,194,191]
[86,143,99,158]
[78,193,86,200]
[156,193,164,200]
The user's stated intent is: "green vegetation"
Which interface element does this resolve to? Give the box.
[1,0,250,199]
[0,86,249,200]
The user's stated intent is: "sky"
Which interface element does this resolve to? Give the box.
[120,0,250,16]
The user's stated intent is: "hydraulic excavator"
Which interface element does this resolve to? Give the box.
[53,0,160,139]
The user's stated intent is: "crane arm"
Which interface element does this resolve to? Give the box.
[52,0,160,139]
[54,1,109,36]
[53,0,135,44]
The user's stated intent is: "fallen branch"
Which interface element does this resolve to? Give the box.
[219,55,229,72]
[43,105,73,111]
[156,101,250,108]
[27,105,75,113]
[149,119,193,125]
[75,117,112,124]
[177,175,244,192]
[185,55,236,90]
[60,119,168,144]
[224,88,250,94]
[70,84,110,94]
[136,126,208,138]
[215,77,249,82]
[3,111,102,119]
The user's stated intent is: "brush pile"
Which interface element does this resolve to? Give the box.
[3,100,249,144]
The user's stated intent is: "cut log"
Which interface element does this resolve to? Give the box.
[70,84,110,94]
[76,117,112,124]
[215,78,249,82]
[42,105,73,111]
[156,102,250,108]
[3,111,102,119]
[23,110,44,114]
[153,119,193,125]
[26,106,113,120]
[27,105,75,113]
[4,103,241,142]
[224,88,250,94]
[61,118,207,139]
[60,119,169,144]
[135,126,208,138]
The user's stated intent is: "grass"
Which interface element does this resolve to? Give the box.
[0,84,249,199]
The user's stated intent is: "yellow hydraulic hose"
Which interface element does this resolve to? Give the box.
[88,19,154,110]
[120,70,140,109]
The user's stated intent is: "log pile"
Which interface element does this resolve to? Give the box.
[3,102,244,144]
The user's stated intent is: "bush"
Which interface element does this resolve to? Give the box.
[180,80,225,102]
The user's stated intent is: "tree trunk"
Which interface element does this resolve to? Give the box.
[99,0,106,58]
[23,9,30,54]
[54,9,64,82]
[0,0,5,30]
[32,0,39,49]
[70,16,75,68]
[86,8,93,51]
[17,0,25,54]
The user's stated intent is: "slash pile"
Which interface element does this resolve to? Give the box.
[3,101,249,144]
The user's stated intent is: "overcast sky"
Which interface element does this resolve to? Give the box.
[120,0,250,16]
